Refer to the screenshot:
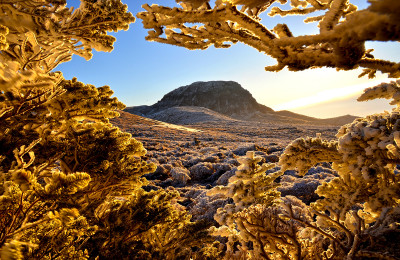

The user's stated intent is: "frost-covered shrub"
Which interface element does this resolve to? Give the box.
[233,196,313,259]
[138,0,400,258]
[204,163,233,184]
[170,167,191,185]
[184,156,202,167]
[215,169,236,186]
[279,166,337,204]
[145,164,171,180]
[138,0,400,256]
[0,1,138,257]
[232,145,257,156]
[273,82,400,259]
[264,154,280,163]
[0,1,210,258]
[187,188,230,223]
[189,162,215,181]
[207,151,282,258]
[203,155,219,163]
[280,175,320,203]
[199,147,219,154]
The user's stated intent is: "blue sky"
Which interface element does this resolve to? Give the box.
[57,0,399,118]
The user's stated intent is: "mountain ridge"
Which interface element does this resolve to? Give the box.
[125,81,357,126]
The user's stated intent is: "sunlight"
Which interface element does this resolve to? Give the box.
[272,79,392,111]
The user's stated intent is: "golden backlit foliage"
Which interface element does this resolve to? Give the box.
[138,0,400,77]
[1,0,400,259]
[0,1,211,259]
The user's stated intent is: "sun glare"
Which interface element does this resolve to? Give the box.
[273,79,392,111]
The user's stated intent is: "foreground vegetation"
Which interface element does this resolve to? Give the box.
[1,0,399,259]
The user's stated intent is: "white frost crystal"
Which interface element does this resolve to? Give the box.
[207,151,283,257]
[0,0,135,73]
[358,80,400,106]
[138,0,400,77]
[170,167,191,185]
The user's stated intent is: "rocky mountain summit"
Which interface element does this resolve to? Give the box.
[126,81,272,117]
[125,81,357,125]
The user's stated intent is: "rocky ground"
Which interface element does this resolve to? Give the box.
[112,111,340,223]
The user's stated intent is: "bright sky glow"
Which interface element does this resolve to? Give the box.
[273,79,392,111]
[58,0,400,119]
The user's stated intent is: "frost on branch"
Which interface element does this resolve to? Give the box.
[207,151,281,223]
[275,92,400,258]
[232,196,313,259]
[0,25,8,50]
[92,188,213,259]
[0,0,135,72]
[279,135,340,176]
[280,111,400,220]
[0,142,95,259]
[1,1,210,258]
[139,0,400,77]
[207,151,283,258]
[358,79,400,106]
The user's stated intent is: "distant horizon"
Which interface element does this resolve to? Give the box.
[123,79,396,120]
[59,0,399,120]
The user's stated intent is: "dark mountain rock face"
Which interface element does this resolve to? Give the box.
[153,81,274,116]
[125,81,273,117]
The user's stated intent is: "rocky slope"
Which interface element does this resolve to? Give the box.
[125,81,357,125]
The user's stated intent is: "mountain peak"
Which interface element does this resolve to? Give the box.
[124,81,357,126]
[151,81,273,117]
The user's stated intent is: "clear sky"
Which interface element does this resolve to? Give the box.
[58,0,399,119]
